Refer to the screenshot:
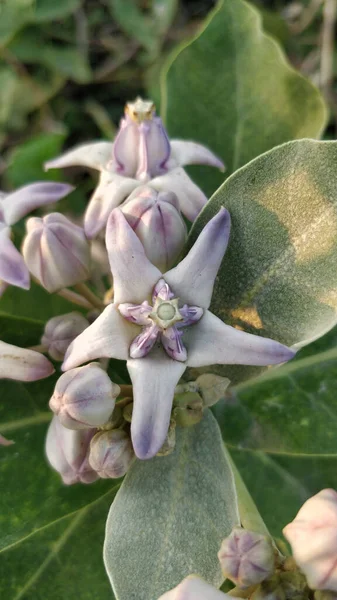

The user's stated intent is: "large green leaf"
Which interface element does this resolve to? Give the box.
[0,370,118,598]
[187,139,337,384]
[161,0,326,197]
[231,450,337,541]
[214,330,337,456]
[104,410,239,600]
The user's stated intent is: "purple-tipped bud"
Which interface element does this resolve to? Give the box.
[45,415,98,485]
[49,363,120,430]
[121,186,187,271]
[218,527,275,588]
[41,312,90,361]
[283,489,337,591]
[22,213,91,293]
[113,97,171,180]
[89,429,134,478]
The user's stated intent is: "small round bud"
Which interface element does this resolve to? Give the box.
[22,212,91,293]
[41,312,89,361]
[283,489,337,591]
[89,429,134,478]
[45,415,98,485]
[121,186,187,271]
[122,402,133,423]
[173,392,204,427]
[218,527,275,588]
[158,575,228,600]
[49,363,120,430]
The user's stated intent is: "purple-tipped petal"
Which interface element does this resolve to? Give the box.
[152,278,174,302]
[62,304,137,371]
[84,171,139,238]
[152,167,207,222]
[105,208,161,304]
[185,310,296,368]
[0,226,30,289]
[2,182,74,226]
[179,304,204,327]
[128,347,186,459]
[136,117,171,179]
[161,326,187,362]
[0,341,54,381]
[129,324,159,359]
[44,142,114,172]
[113,117,139,177]
[165,208,231,309]
[118,301,152,325]
[170,140,225,171]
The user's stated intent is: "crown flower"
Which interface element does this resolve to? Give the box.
[62,208,295,460]
[44,97,224,238]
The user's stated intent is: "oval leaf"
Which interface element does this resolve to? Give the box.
[104,410,239,600]
[161,0,326,196]
[187,139,337,384]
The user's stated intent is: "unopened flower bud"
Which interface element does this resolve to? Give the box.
[173,392,204,427]
[121,186,187,271]
[22,213,91,293]
[45,415,98,485]
[41,312,89,361]
[89,429,134,478]
[283,489,337,591]
[218,527,275,588]
[113,97,170,180]
[50,363,120,430]
[158,576,229,600]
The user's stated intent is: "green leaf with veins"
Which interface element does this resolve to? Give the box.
[104,410,239,600]
[161,0,326,197]
[186,139,337,385]
[0,370,118,599]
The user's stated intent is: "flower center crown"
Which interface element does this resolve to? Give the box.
[118,278,203,362]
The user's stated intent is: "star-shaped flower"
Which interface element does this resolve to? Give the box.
[62,208,295,460]
[44,97,224,238]
[0,182,73,295]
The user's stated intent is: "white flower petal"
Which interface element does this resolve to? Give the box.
[84,171,139,238]
[170,140,225,170]
[128,346,186,459]
[165,208,231,309]
[44,142,114,172]
[62,304,137,370]
[2,182,73,226]
[158,576,228,600]
[151,167,207,222]
[105,208,162,304]
[185,310,295,367]
[0,341,54,381]
[0,227,30,289]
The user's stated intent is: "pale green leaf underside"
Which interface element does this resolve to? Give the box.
[187,139,337,384]
[161,0,326,197]
[104,410,239,600]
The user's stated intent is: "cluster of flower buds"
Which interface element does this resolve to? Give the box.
[45,363,137,484]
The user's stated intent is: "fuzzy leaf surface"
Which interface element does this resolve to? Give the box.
[161,0,326,196]
[104,410,239,600]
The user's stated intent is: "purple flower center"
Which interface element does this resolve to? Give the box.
[118,278,203,362]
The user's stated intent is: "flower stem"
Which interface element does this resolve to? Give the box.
[27,344,47,353]
[74,282,105,310]
[119,384,133,397]
[57,288,92,309]
[230,456,270,536]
